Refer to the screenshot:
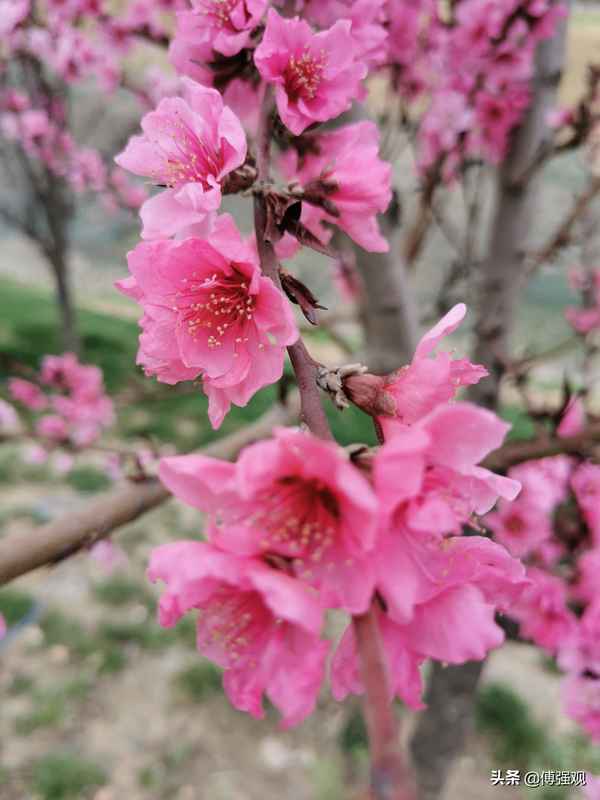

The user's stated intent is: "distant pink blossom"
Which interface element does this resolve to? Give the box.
[0,399,20,432]
[572,463,600,544]
[148,540,329,727]
[512,567,576,653]
[563,674,600,743]
[176,1,268,59]
[557,396,586,438]
[89,540,128,573]
[565,269,600,334]
[22,443,48,465]
[485,499,554,558]
[119,215,298,428]
[282,122,392,252]
[36,414,69,441]
[115,79,247,239]
[158,426,379,613]
[509,456,572,514]
[254,9,367,135]
[8,378,47,411]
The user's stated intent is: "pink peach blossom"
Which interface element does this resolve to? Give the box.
[282,122,392,252]
[158,426,379,613]
[557,396,586,438]
[512,567,576,653]
[119,215,298,428]
[8,378,47,411]
[0,612,6,640]
[148,540,329,727]
[254,9,367,135]
[36,414,69,441]
[115,79,247,239]
[485,499,554,558]
[176,1,268,59]
[572,463,600,545]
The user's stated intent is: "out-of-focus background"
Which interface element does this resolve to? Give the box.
[1,4,600,800]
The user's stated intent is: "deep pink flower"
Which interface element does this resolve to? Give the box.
[148,540,329,727]
[344,304,488,432]
[118,215,298,428]
[115,79,247,239]
[8,378,47,411]
[509,456,572,515]
[175,1,268,59]
[254,9,367,135]
[512,567,576,653]
[158,426,379,612]
[282,122,392,252]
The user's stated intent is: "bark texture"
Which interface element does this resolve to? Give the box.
[471,7,571,407]
[354,197,420,373]
[410,8,571,799]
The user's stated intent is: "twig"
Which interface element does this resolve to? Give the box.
[483,422,600,471]
[252,84,414,800]
[0,403,295,585]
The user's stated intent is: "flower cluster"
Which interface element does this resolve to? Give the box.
[148,307,527,726]
[483,445,600,742]
[8,353,114,449]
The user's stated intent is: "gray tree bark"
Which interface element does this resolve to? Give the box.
[354,197,420,372]
[410,7,571,799]
[470,7,571,407]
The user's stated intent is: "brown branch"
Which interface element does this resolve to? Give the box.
[252,85,414,800]
[484,421,600,472]
[527,177,600,272]
[0,403,295,586]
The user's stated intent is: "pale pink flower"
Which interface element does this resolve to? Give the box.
[89,540,128,573]
[574,548,600,606]
[282,122,392,252]
[22,443,48,465]
[485,499,554,558]
[8,378,47,411]
[254,9,367,135]
[0,399,20,432]
[584,775,600,800]
[148,540,329,727]
[176,1,268,59]
[119,215,298,428]
[512,567,576,653]
[158,426,379,612]
[115,79,247,239]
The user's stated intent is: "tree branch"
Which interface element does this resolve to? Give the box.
[0,403,295,586]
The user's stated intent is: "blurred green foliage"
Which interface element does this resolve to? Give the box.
[30,753,106,800]
[0,587,35,626]
[173,661,222,703]
[65,465,112,493]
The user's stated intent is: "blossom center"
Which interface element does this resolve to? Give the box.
[200,0,238,30]
[505,513,524,535]
[173,269,255,347]
[155,111,222,188]
[285,49,326,101]
[199,588,272,667]
[251,477,340,563]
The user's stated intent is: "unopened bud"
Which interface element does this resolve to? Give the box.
[342,372,396,417]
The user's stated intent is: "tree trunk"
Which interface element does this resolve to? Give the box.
[354,197,420,373]
[47,245,80,354]
[410,8,571,799]
[470,7,571,407]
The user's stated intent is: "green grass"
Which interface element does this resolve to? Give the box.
[38,609,128,674]
[65,465,112,494]
[14,677,92,735]
[92,575,154,608]
[0,587,35,626]
[173,661,222,703]
[30,753,106,800]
